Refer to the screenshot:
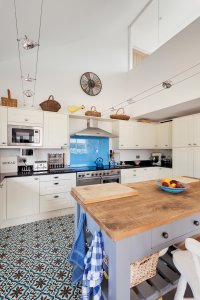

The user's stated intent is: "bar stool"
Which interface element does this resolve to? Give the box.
[173,238,200,300]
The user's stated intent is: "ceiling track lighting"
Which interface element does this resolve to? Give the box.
[162,80,173,89]
[22,74,36,82]
[23,90,34,97]
[17,35,39,50]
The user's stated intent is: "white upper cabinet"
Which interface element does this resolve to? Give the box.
[156,122,172,149]
[0,106,8,146]
[43,111,69,148]
[172,114,200,148]
[112,121,157,149]
[193,148,200,179]
[8,108,43,126]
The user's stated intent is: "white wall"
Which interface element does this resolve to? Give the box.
[127,17,200,117]
[0,31,129,112]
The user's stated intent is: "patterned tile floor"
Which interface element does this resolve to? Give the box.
[0,215,82,300]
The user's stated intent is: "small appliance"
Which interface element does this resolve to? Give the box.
[48,153,64,170]
[33,161,48,172]
[151,152,162,166]
[0,156,18,173]
[8,125,43,147]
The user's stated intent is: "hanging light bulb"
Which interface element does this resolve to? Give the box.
[22,74,36,82]
[162,80,173,89]
[23,90,34,97]
[18,35,39,50]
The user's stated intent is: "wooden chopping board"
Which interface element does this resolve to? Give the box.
[71,182,138,204]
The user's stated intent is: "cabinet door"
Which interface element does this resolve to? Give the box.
[7,177,39,219]
[157,122,172,149]
[173,148,193,177]
[118,121,134,149]
[193,115,200,146]
[0,180,7,227]
[138,123,156,149]
[43,112,69,148]
[143,167,159,180]
[121,168,144,183]
[172,117,189,147]
[158,168,173,179]
[0,106,8,146]
[40,192,74,213]
[193,148,200,178]
[8,108,43,126]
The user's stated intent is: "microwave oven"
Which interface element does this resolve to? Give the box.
[8,125,43,147]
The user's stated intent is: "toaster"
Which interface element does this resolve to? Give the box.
[33,161,48,172]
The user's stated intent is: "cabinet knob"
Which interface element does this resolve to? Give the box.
[34,177,39,180]
[54,195,59,198]
[193,143,197,146]
[54,182,59,185]
[24,118,29,121]
[162,232,169,239]
[54,176,59,179]
[1,142,6,145]
[165,145,168,147]
[188,144,191,146]
[194,220,199,226]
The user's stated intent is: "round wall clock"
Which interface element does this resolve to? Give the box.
[80,72,102,96]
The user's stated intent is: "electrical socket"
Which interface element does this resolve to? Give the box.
[136,155,140,159]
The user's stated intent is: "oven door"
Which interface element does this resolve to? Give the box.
[8,125,42,146]
[76,177,101,186]
[101,175,121,184]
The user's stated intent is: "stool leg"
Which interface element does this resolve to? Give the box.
[174,275,187,300]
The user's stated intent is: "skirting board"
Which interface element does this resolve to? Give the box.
[0,208,74,229]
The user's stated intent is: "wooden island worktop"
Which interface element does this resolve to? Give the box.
[72,180,200,241]
[72,179,200,300]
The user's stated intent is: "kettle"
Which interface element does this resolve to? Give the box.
[95,157,104,169]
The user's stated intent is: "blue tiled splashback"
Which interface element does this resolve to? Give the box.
[70,136,109,167]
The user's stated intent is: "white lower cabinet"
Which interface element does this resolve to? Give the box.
[0,180,7,227]
[121,167,172,184]
[39,173,76,213]
[7,177,40,219]
[158,167,173,179]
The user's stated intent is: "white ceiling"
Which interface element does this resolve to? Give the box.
[0,0,149,62]
[131,0,200,54]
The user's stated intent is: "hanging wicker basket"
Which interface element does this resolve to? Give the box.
[40,95,61,112]
[85,106,101,117]
[1,89,17,107]
[110,108,130,120]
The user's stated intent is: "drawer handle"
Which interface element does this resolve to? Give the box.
[54,176,59,179]
[24,118,29,121]
[1,142,6,145]
[188,143,191,146]
[54,182,59,185]
[54,195,59,198]
[34,178,39,180]
[162,232,169,239]
[194,220,199,226]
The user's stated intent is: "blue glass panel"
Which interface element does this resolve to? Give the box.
[70,136,109,167]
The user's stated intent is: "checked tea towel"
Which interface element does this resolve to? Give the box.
[82,230,105,300]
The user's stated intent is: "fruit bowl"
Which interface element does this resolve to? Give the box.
[157,179,187,193]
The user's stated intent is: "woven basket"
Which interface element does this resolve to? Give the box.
[1,89,17,107]
[85,106,101,117]
[110,108,130,120]
[104,252,159,287]
[40,95,61,112]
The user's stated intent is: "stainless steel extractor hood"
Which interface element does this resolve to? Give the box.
[71,119,117,138]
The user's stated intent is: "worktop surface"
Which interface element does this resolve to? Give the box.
[72,180,200,241]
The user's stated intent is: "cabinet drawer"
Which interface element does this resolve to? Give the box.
[8,108,43,126]
[152,214,200,248]
[40,192,74,213]
[40,179,73,195]
[40,173,76,182]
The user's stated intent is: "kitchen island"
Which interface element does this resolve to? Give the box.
[71,180,200,300]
